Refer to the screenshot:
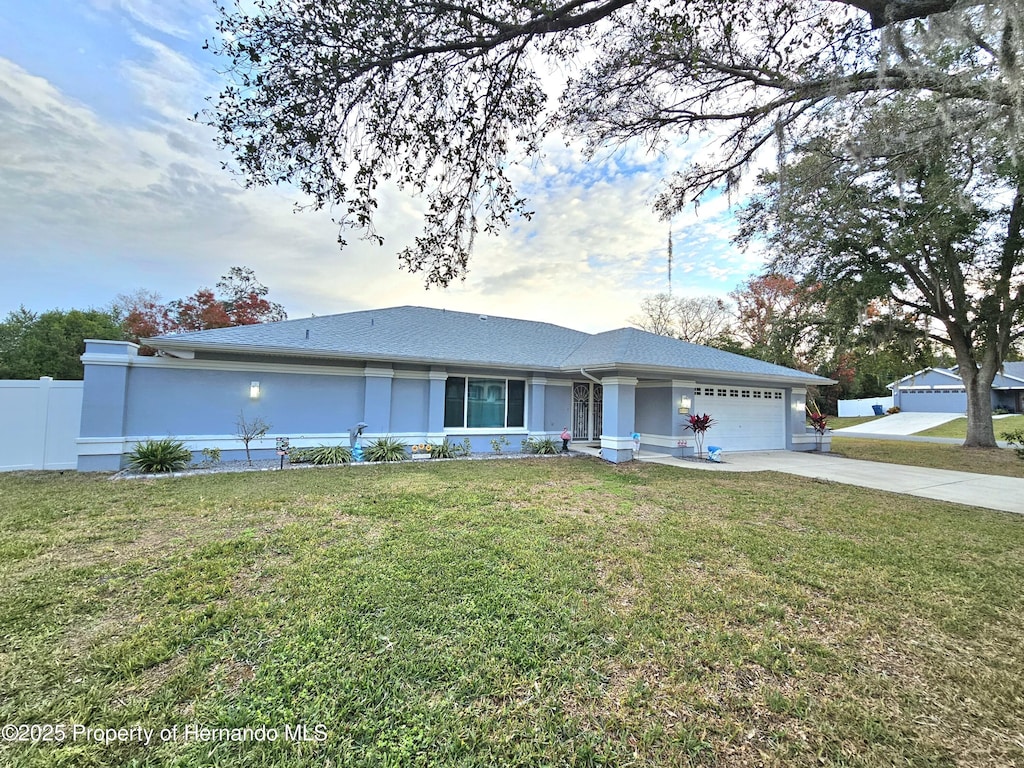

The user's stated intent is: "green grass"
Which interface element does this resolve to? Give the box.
[914,414,1024,439]
[831,437,1024,478]
[2,460,1023,767]
[825,415,884,430]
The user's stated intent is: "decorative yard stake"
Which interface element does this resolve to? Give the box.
[682,413,717,459]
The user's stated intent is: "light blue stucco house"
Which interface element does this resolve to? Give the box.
[77,306,833,470]
[889,364,1024,413]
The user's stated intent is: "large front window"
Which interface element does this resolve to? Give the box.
[444,377,525,429]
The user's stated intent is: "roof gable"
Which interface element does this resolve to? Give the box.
[1003,362,1024,382]
[890,364,1024,390]
[889,367,962,388]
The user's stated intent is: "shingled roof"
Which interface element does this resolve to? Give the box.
[147,305,830,384]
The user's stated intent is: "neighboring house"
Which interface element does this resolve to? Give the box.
[888,363,1024,413]
[77,306,833,470]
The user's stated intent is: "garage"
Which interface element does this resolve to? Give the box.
[693,385,786,451]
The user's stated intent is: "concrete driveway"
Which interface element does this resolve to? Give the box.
[634,450,1024,515]
[833,412,962,435]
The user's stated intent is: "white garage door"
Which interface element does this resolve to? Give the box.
[692,385,786,451]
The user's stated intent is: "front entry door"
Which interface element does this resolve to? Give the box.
[572,382,603,442]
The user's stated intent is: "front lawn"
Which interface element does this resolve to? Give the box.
[2,460,1023,767]
[914,414,1024,439]
[831,437,1024,478]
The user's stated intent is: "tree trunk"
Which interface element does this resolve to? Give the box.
[959,364,998,448]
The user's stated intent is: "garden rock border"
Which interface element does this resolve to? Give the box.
[111,450,586,480]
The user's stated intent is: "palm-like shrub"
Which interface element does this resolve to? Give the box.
[127,439,193,473]
[291,445,352,465]
[522,437,559,455]
[429,439,457,459]
[682,413,717,458]
[363,436,408,462]
[806,402,829,450]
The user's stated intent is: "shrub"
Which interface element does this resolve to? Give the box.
[1002,429,1024,460]
[364,436,408,462]
[429,439,457,459]
[291,445,352,465]
[236,411,271,466]
[682,413,717,458]
[452,437,473,457]
[127,439,193,473]
[200,447,222,466]
[806,402,829,450]
[522,436,559,455]
[490,435,511,454]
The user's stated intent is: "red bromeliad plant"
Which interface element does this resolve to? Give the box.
[806,402,829,449]
[683,413,717,458]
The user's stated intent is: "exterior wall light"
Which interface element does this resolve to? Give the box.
[250,381,261,399]
[678,395,692,414]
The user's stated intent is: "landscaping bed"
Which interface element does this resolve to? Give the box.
[111,451,584,480]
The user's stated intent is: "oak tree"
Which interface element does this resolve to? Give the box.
[205,0,1009,285]
[739,96,1024,446]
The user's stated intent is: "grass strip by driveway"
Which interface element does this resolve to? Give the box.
[825,416,885,431]
[913,414,1024,439]
[831,436,1024,478]
[1,459,1023,767]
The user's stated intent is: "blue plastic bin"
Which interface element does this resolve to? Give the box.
[871,404,885,416]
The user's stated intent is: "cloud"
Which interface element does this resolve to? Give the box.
[0,54,417,314]
[0,20,764,331]
[88,0,214,39]
[121,33,214,122]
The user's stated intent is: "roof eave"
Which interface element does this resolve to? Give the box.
[144,338,564,373]
[146,339,834,385]
[561,361,834,386]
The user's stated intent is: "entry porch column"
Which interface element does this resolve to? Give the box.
[600,376,638,463]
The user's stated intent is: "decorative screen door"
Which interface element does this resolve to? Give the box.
[572,382,603,441]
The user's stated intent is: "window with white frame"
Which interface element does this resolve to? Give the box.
[444,377,526,429]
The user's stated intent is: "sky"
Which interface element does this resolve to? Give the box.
[0,0,766,334]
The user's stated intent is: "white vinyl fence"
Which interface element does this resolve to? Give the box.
[0,378,83,471]
[837,395,894,418]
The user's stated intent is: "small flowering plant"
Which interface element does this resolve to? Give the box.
[682,413,716,458]
[806,402,829,449]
